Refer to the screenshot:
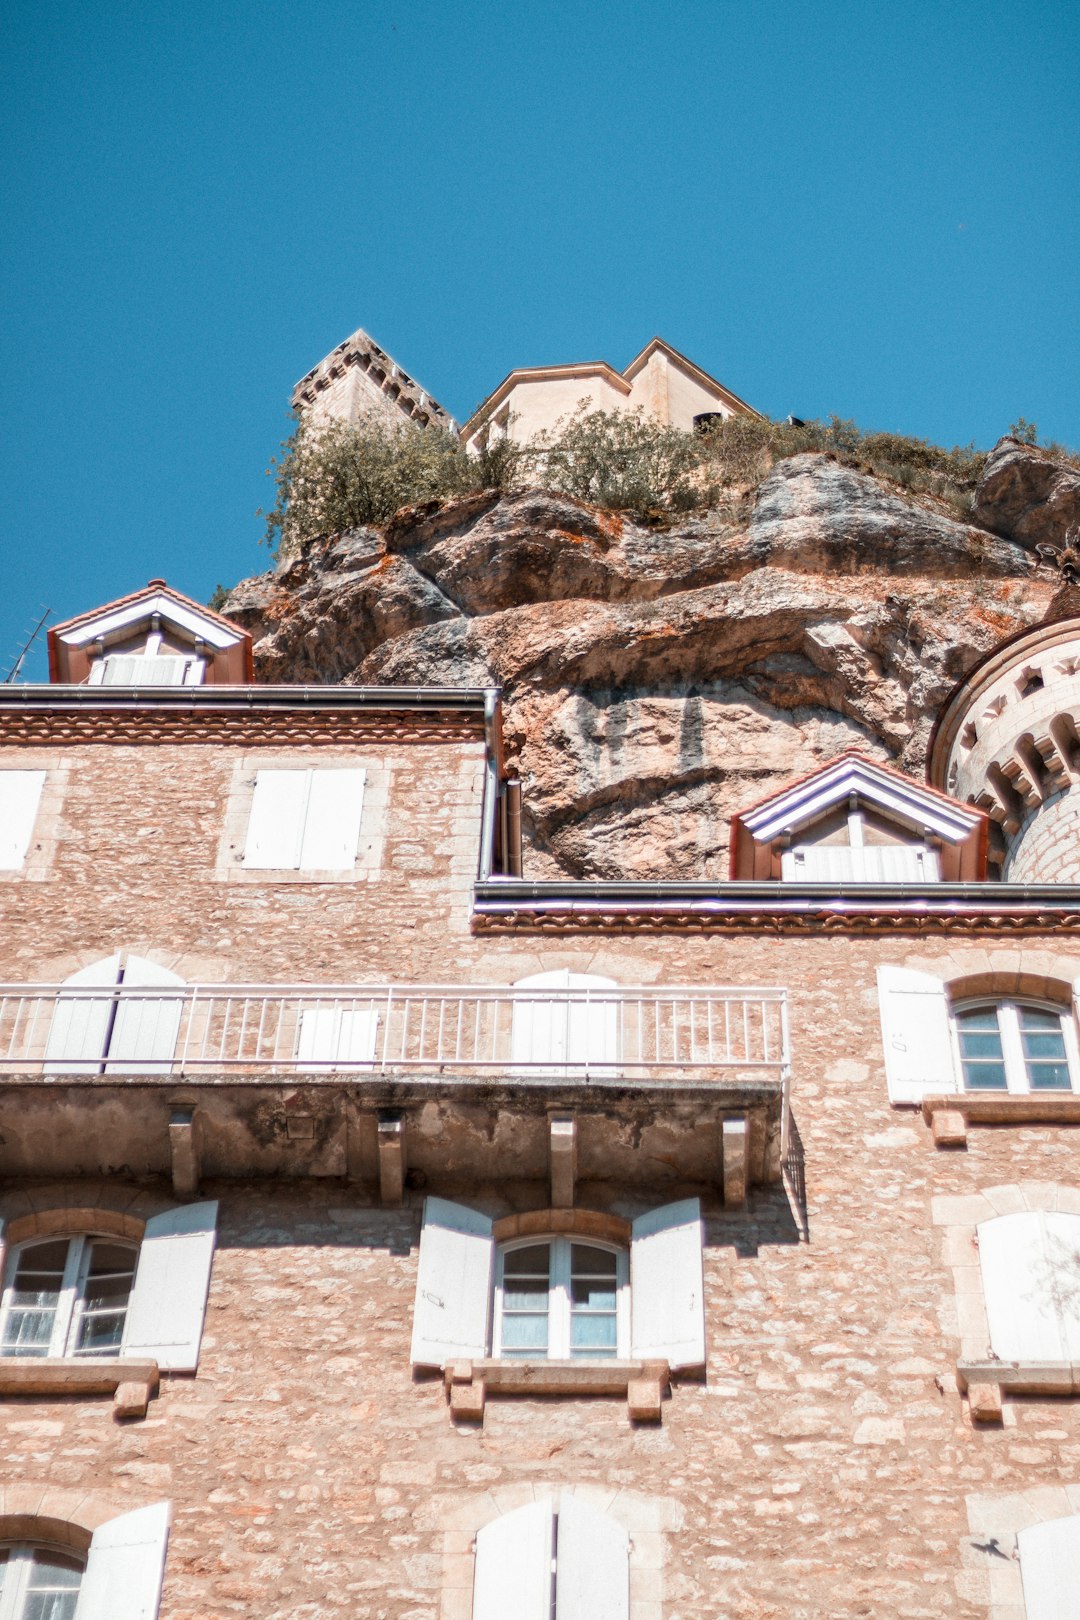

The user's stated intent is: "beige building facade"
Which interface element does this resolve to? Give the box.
[2,586,1080,1617]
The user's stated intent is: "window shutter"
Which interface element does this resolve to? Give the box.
[876,965,956,1104]
[410,1197,493,1367]
[472,1500,553,1620]
[1045,1212,1080,1358]
[122,1201,218,1372]
[978,1211,1068,1362]
[0,770,45,870]
[242,770,310,869]
[1018,1515,1080,1620]
[555,1495,629,1620]
[298,769,366,869]
[99,655,189,686]
[44,954,123,1074]
[107,957,184,1074]
[74,1500,171,1620]
[296,1007,378,1066]
[630,1197,705,1369]
[512,972,619,1072]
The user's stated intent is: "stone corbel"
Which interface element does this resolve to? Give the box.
[549,1116,576,1208]
[169,1104,202,1197]
[377,1113,406,1207]
[721,1116,749,1207]
[0,1357,159,1422]
[443,1358,670,1425]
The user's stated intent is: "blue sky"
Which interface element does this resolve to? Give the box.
[2,0,1078,678]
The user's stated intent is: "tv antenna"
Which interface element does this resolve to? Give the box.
[3,607,52,684]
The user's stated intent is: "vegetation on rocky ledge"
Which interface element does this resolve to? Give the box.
[262,405,1073,558]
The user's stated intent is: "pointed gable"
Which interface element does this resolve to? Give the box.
[48,580,253,686]
[729,752,988,881]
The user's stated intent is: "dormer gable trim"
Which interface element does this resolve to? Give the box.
[729,752,988,881]
[48,582,253,685]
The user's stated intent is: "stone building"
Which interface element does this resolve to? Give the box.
[3,562,1080,1620]
[291,329,458,437]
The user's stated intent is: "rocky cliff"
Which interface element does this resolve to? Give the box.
[225,437,1080,879]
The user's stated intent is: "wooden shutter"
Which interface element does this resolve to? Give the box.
[1019,1515,1080,1620]
[296,1007,378,1065]
[298,769,366,869]
[512,971,619,1071]
[107,957,184,1074]
[44,954,123,1074]
[472,1500,553,1620]
[876,965,956,1104]
[75,1500,171,1620]
[242,770,310,869]
[555,1494,629,1620]
[99,654,189,685]
[978,1211,1067,1362]
[0,770,45,870]
[630,1198,705,1369]
[1046,1212,1080,1358]
[122,1201,218,1372]
[410,1197,493,1367]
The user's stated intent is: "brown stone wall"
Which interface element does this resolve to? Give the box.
[6,721,1080,1615]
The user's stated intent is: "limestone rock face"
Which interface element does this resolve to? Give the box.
[226,450,1071,879]
[974,436,1080,553]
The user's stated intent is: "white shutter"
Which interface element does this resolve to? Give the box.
[512,972,619,1072]
[122,1201,218,1372]
[1019,1515,1080,1620]
[298,769,366,869]
[410,1197,493,1367]
[44,954,123,1074]
[75,1500,171,1620]
[1045,1212,1080,1358]
[978,1211,1068,1362]
[876,965,956,1104]
[296,1007,378,1066]
[555,1494,629,1620]
[0,771,45,870]
[783,845,938,882]
[107,957,184,1074]
[631,1198,705,1369]
[473,1500,553,1620]
[99,655,189,685]
[242,770,310,869]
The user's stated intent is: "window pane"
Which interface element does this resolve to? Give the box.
[500,1314,550,1354]
[74,1242,136,1357]
[500,1244,550,1357]
[956,1009,1008,1090]
[1,1310,57,1356]
[569,1245,619,1358]
[25,1550,82,1620]
[1019,1009,1073,1091]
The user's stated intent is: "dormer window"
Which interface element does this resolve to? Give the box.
[780,803,941,882]
[87,642,205,687]
[48,581,252,685]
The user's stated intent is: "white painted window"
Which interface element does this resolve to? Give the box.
[0,772,45,872]
[0,1545,83,1620]
[242,769,366,871]
[782,843,939,882]
[954,1000,1078,1094]
[1018,1513,1080,1619]
[44,955,184,1075]
[978,1210,1080,1362]
[494,1238,628,1360]
[510,971,620,1073]
[411,1197,705,1372]
[0,1203,217,1373]
[88,654,203,686]
[0,1235,137,1358]
[472,1497,629,1620]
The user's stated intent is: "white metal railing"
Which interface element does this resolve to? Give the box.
[0,984,789,1080]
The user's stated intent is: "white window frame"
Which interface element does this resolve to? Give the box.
[493,1236,629,1361]
[0,1543,83,1620]
[951,998,1080,1096]
[0,1234,138,1360]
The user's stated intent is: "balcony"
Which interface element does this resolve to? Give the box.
[0,983,790,1202]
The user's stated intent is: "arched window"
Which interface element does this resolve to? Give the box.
[44,954,184,1075]
[494,1236,629,1360]
[0,1545,82,1620]
[0,1234,137,1359]
[977,1209,1080,1362]
[954,1000,1078,1093]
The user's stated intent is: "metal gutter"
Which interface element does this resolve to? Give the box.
[0,683,497,715]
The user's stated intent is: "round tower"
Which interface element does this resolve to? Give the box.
[929,617,1080,881]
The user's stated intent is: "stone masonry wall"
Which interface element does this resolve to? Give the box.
[5,725,1080,1615]
[1004,788,1080,883]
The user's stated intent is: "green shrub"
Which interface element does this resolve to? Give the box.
[531,406,718,515]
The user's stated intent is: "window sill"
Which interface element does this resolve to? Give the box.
[957,1359,1080,1421]
[921,1092,1080,1147]
[442,1357,670,1424]
[0,1356,159,1420]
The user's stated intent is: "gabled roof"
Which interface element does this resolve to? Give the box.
[460,335,759,440]
[48,581,253,684]
[729,752,988,881]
